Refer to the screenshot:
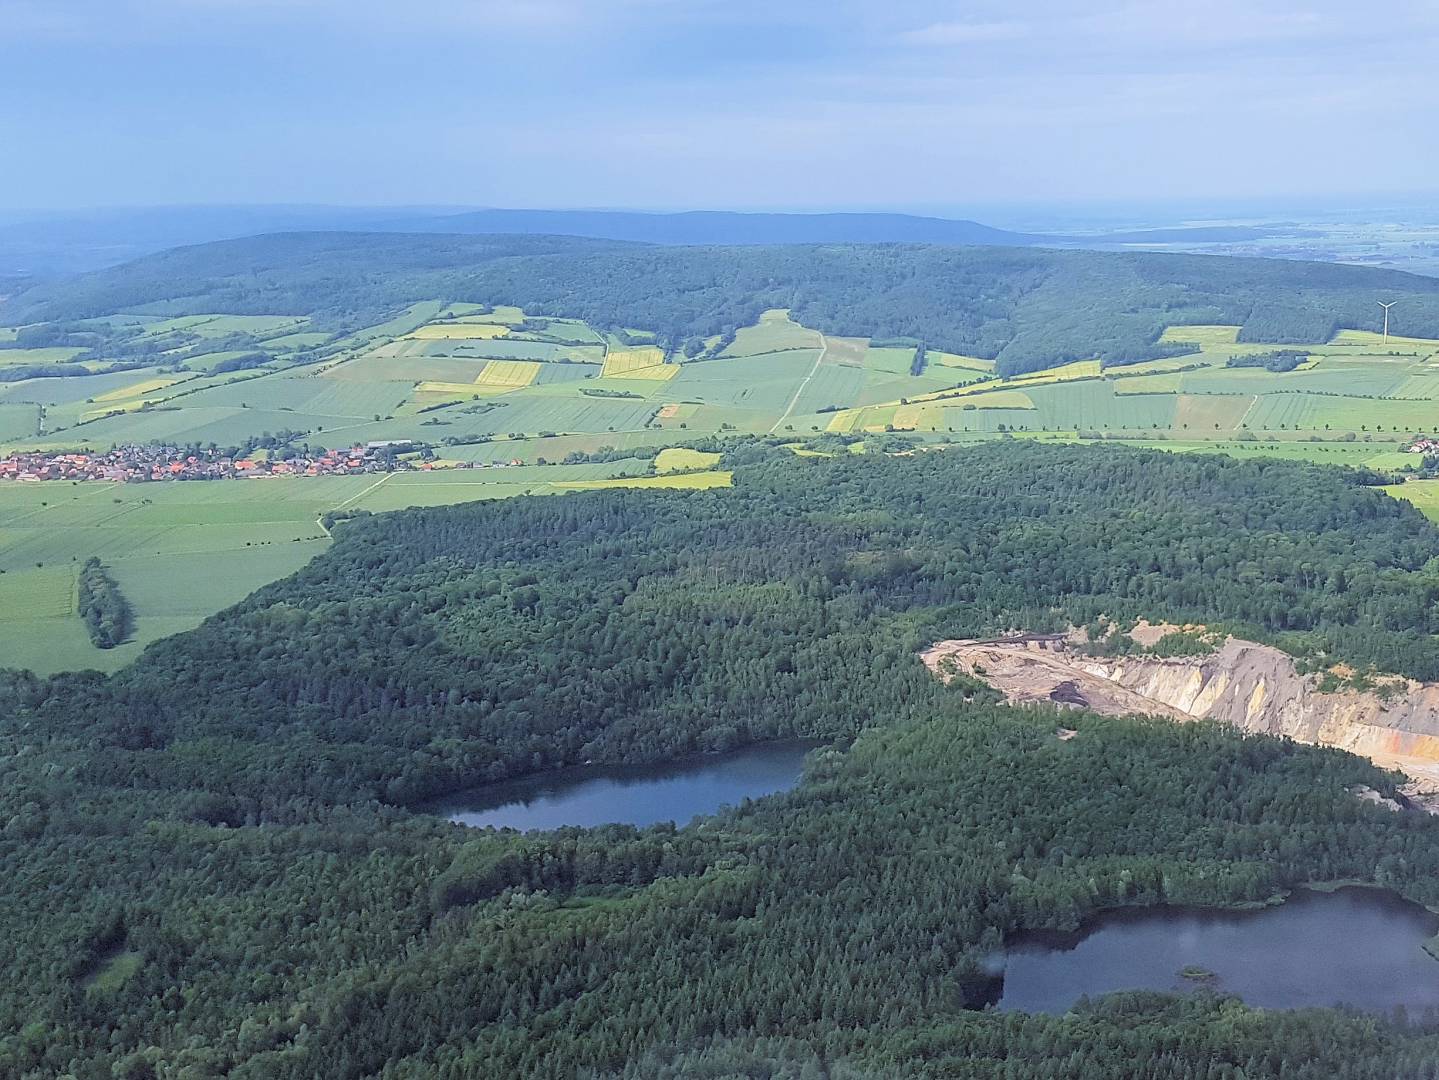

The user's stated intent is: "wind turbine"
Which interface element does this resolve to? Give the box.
[1378,300,1397,344]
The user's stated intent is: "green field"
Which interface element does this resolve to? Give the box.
[654,447,722,472]
[4,302,1438,673]
[1387,479,1439,523]
[5,304,1434,461]
[0,458,735,674]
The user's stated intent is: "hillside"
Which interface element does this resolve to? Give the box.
[3,205,1313,277]
[7,291,1437,679]
[9,233,1439,375]
[8,444,1439,1076]
[404,208,1048,246]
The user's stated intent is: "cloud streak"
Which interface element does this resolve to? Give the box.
[2,0,1437,209]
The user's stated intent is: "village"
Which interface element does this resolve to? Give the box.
[0,441,516,483]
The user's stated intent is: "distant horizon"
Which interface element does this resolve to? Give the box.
[3,196,1439,231]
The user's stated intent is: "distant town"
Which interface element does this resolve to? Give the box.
[0,441,519,483]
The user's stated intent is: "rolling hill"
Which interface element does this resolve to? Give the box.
[9,233,1439,376]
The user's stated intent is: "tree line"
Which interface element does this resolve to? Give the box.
[11,233,1439,377]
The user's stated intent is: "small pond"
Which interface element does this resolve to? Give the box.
[998,885,1439,1014]
[421,740,817,830]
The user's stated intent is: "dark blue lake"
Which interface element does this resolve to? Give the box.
[998,885,1439,1014]
[424,740,817,830]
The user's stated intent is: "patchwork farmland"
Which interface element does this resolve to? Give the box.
[4,300,1438,672]
[6,305,1435,457]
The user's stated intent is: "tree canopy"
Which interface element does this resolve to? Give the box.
[4,443,1439,1077]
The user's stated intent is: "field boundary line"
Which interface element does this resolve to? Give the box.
[332,472,394,511]
[3,482,116,527]
[768,332,829,433]
[1235,394,1262,431]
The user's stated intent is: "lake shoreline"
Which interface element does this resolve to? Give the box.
[994,883,1439,1015]
[414,739,823,831]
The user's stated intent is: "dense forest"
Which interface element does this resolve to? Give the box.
[5,444,1439,1077]
[8,234,1439,375]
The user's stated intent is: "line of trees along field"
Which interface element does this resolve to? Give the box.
[9,233,1439,375]
[76,557,132,648]
[6,443,1439,1076]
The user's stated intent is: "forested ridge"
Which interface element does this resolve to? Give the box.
[6,444,1439,1077]
[9,233,1439,374]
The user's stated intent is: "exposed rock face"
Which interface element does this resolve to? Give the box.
[921,634,1439,806]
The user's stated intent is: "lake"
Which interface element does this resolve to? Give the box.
[422,740,817,830]
[998,885,1439,1014]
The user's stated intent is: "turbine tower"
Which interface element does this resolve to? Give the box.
[1378,300,1397,344]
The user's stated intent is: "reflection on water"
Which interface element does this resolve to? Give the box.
[999,886,1439,1014]
[421,740,817,830]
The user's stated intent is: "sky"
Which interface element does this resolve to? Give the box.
[3,0,1438,213]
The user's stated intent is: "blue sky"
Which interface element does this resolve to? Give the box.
[3,0,1437,212]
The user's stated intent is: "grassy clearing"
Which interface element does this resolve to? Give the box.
[721,310,817,356]
[462,305,526,325]
[1159,325,1242,345]
[928,351,996,372]
[84,951,142,995]
[1386,479,1439,523]
[654,447,722,472]
[865,347,918,375]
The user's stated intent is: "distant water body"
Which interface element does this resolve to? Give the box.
[999,885,1439,1014]
[421,740,817,830]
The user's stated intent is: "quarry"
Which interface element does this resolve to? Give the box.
[921,624,1439,810]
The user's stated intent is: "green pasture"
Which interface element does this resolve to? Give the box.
[791,363,867,416]
[0,455,715,673]
[719,309,817,356]
[669,351,819,409]
[654,447,722,472]
[0,404,39,441]
[1386,479,1439,523]
[0,346,87,365]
